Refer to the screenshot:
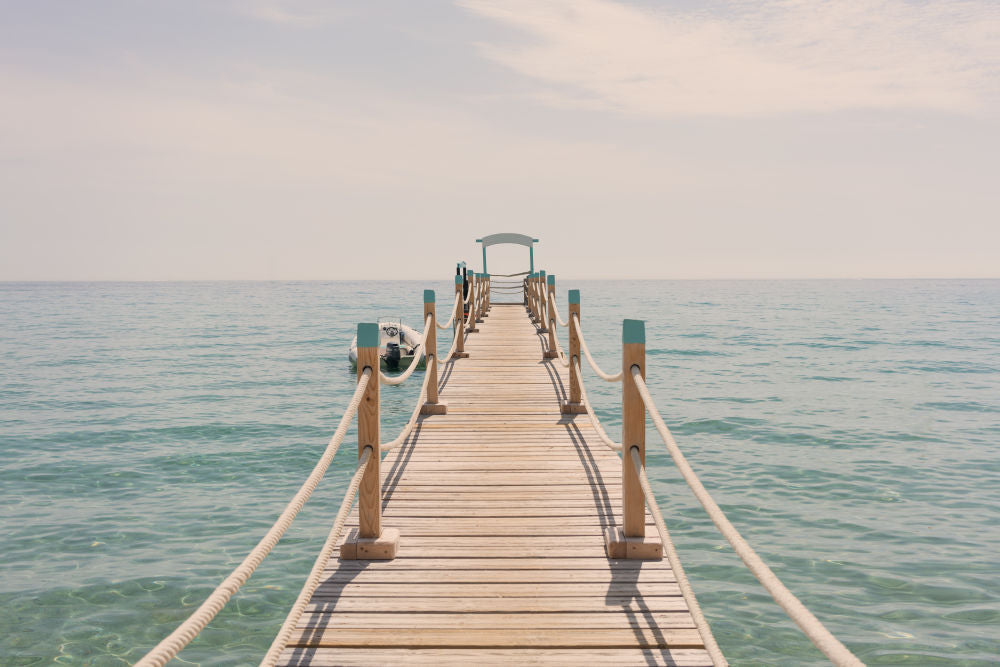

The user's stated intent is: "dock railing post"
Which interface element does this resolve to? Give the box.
[421,290,447,415]
[561,290,586,414]
[454,274,469,359]
[544,274,558,358]
[468,274,479,333]
[483,273,490,316]
[341,323,399,560]
[537,270,548,333]
[605,319,661,559]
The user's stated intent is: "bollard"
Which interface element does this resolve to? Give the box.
[561,290,586,414]
[341,323,399,559]
[421,290,447,415]
[605,319,661,559]
[544,274,558,359]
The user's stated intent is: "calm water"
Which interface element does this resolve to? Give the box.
[1,280,998,665]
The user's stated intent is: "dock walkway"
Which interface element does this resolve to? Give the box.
[277,304,713,666]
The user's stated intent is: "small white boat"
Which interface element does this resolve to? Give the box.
[348,319,425,371]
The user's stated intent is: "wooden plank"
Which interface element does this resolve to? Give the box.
[284,628,704,649]
[278,648,714,667]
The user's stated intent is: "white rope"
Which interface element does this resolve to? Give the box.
[572,358,622,452]
[631,368,863,667]
[136,370,373,667]
[549,298,569,328]
[548,315,570,368]
[379,315,431,386]
[382,356,435,451]
[436,293,461,330]
[572,314,623,382]
[630,447,728,666]
[261,447,373,666]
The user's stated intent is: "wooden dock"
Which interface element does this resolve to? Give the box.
[277,304,715,666]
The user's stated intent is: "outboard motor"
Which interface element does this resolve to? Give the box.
[384,342,401,371]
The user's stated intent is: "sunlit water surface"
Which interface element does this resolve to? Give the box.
[1,280,997,665]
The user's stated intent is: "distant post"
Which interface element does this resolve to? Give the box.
[561,290,586,415]
[537,271,548,333]
[454,274,469,359]
[421,290,447,415]
[544,274,558,358]
[467,274,479,333]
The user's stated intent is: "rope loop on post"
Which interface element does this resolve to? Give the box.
[572,314,623,382]
[630,367,863,667]
[136,370,373,667]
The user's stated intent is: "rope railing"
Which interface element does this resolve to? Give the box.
[383,355,435,451]
[631,366,863,667]
[379,314,432,386]
[572,314,623,382]
[436,292,461,329]
[136,369,373,667]
[549,298,569,328]
[571,357,622,452]
[629,446,727,666]
[262,446,373,666]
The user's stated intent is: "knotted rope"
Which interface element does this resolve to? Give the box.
[631,367,863,667]
[261,446,373,666]
[572,314,623,382]
[136,370,373,667]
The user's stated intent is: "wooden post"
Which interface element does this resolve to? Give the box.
[561,290,586,415]
[544,274,558,358]
[467,273,479,333]
[421,290,447,415]
[605,319,661,560]
[537,270,548,333]
[341,323,399,560]
[483,273,491,318]
[454,274,469,359]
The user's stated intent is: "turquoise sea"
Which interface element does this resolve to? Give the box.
[1,280,998,665]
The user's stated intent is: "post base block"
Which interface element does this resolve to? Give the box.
[537,327,548,334]
[420,401,448,415]
[467,327,479,333]
[475,317,484,323]
[543,350,560,359]
[560,401,588,414]
[604,527,662,560]
[340,527,400,560]
[452,351,470,359]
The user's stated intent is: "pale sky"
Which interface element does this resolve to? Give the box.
[1,0,998,280]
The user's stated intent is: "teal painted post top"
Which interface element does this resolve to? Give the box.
[454,274,463,285]
[547,274,555,286]
[358,322,380,347]
[539,270,546,278]
[568,289,580,305]
[424,289,435,303]
[622,319,645,345]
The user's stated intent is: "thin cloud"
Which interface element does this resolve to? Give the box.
[238,1,344,27]
[459,0,1000,115]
